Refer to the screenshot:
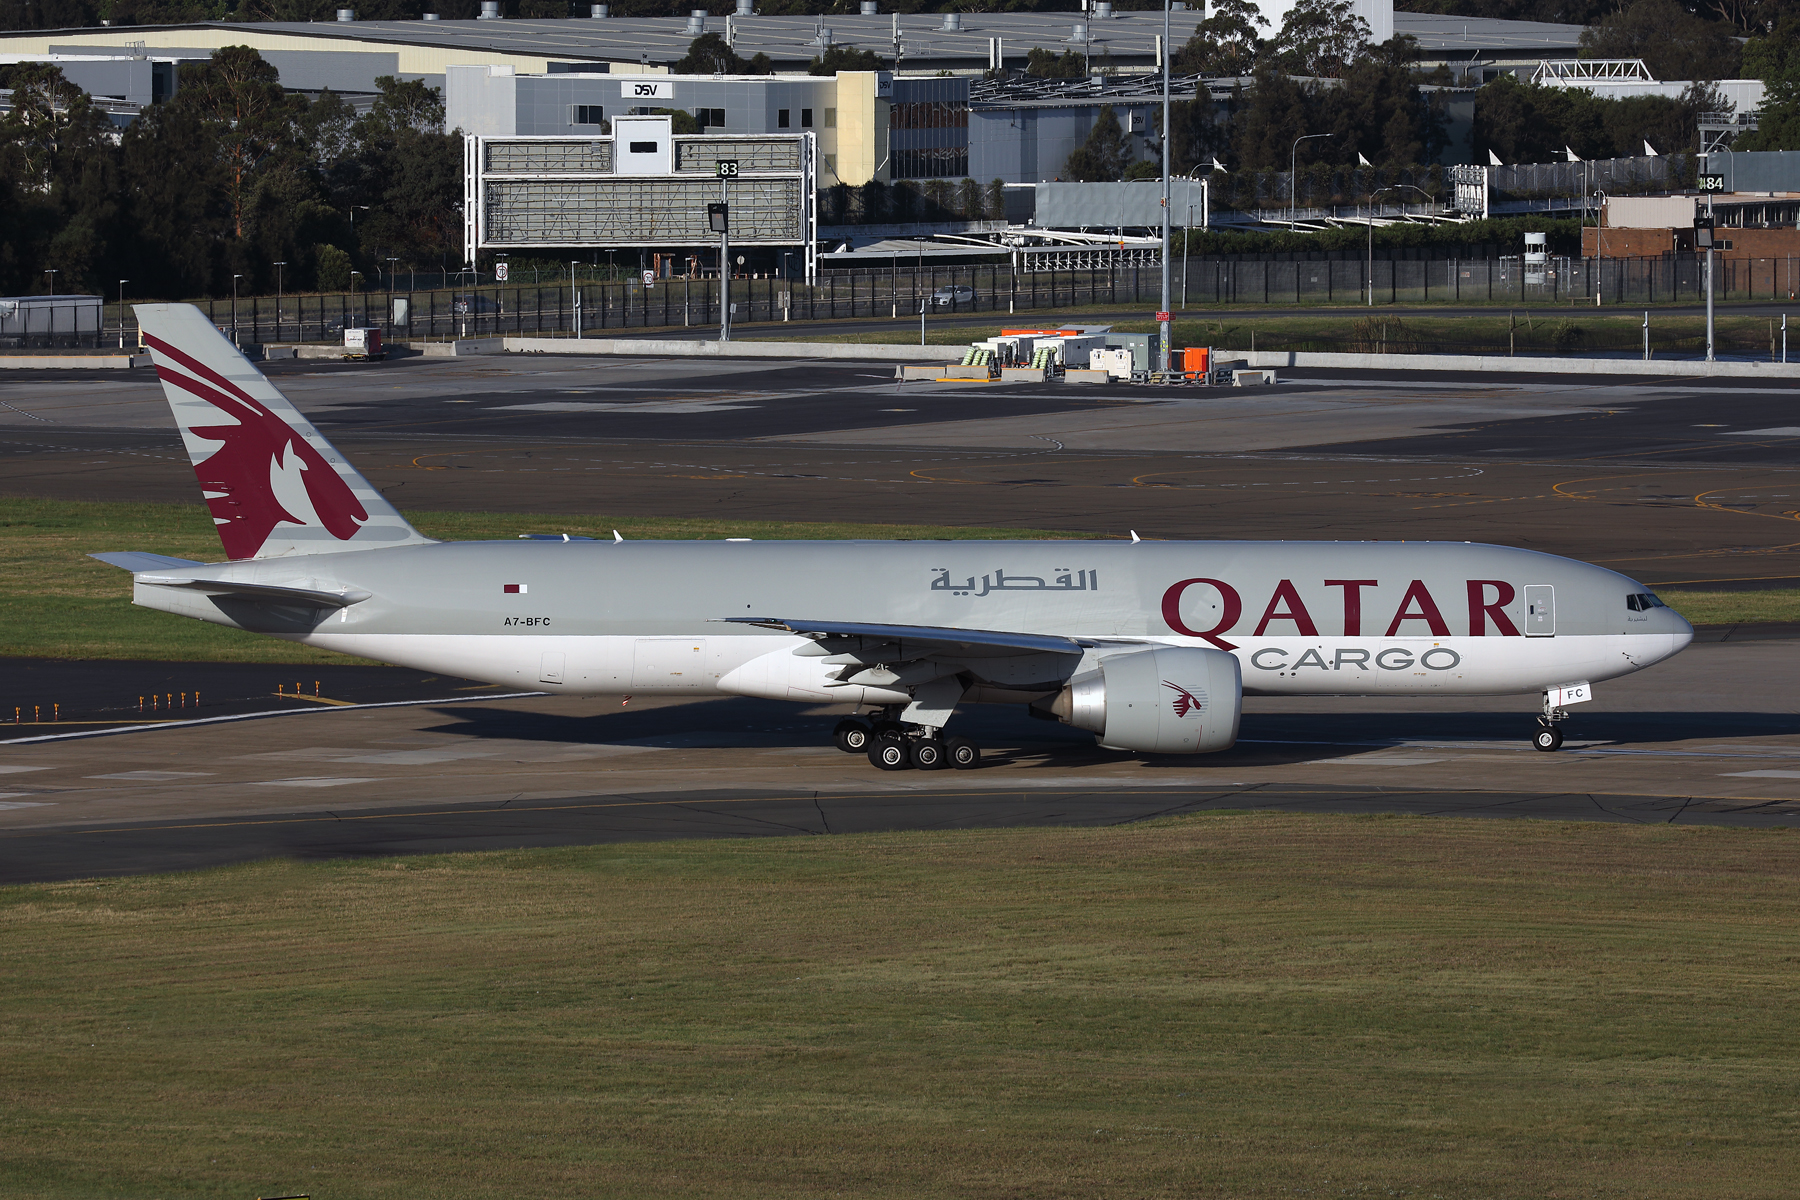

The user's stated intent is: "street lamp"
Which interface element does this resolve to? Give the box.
[1289,133,1330,230]
[348,204,369,229]
[116,279,128,349]
[231,273,243,344]
[916,237,928,346]
[570,260,582,337]
[43,268,57,294]
[272,262,286,343]
[1366,184,1431,307]
[387,256,399,291]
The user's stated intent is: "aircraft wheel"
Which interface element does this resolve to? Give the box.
[872,720,908,741]
[911,738,947,770]
[1533,725,1564,752]
[833,719,872,754]
[947,738,981,769]
[868,739,912,770]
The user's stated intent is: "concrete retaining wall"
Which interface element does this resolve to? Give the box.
[1221,349,1800,379]
[0,353,147,369]
[503,336,954,362]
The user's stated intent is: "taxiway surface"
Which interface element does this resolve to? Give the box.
[2,348,1797,876]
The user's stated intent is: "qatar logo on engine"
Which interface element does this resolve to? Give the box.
[1162,680,1206,718]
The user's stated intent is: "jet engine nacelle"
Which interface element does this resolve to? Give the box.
[1047,646,1241,754]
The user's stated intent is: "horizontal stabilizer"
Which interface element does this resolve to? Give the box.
[721,616,1091,656]
[89,551,205,572]
[132,575,372,609]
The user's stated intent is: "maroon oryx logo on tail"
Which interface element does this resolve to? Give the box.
[1162,680,1206,718]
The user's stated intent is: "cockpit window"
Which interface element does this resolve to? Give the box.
[1626,592,1667,611]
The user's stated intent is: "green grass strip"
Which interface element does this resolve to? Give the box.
[4,814,1800,1196]
[0,496,1085,662]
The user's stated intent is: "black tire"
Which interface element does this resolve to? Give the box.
[833,719,872,754]
[911,739,946,770]
[1534,726,1563,752]
[947,738,981,769]
[868,739,912,770]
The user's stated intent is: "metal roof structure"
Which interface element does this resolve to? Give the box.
[1390,11,1585,55]
[42,11,1207,70]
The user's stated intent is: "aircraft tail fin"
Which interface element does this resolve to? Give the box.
[134,303,432,560]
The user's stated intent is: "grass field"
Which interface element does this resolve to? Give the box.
[2,497,1793,662]
[807,311,1800,359]
[4,812,1799,1198]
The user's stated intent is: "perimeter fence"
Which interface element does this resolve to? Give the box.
[22,253,1800,349]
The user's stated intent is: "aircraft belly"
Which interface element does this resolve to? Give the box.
[299,633,789,695]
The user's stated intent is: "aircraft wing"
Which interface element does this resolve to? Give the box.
[721,616,1094,657]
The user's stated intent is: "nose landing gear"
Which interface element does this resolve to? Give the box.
[832,712,982,770]
[1534,691,1570,752]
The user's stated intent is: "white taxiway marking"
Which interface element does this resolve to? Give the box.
[0,801,53,810]
[253,777,382,788]
[1723,427,1800,436]
[87,770,217,781]
[498,401,756,413]
[1720,770,1800,779]
[1333,755,1451,765]
[0,765,52,774]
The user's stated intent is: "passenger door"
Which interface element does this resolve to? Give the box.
[1523,585,1555,637]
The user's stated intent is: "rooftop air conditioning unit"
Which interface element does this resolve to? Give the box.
[336,8,355,19]
[860,0,877,13]
[477,0,500,17]
[940,10,961,29]
[1094,1,1113,16]
[736,0,754,13]
[591,3,607,14]
[685,8,706,33]
[421,10,440,17]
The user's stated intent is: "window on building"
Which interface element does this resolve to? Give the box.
[573,105,605,125]
[695,107,725,128]
[823,108,836,127]
[801,108,813,127]
[777,108,791,128]
[629,140,657,154]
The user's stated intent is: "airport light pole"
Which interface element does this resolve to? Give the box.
[570,261,581,338]
[1289,133,1329,230]
[916,237,927,346]
[709,189,731,342]
[272,262,285,343]
[116,279,128,349]
[1158,0,1171,371]
[44,268,57,294]
[1366,184,1430,306]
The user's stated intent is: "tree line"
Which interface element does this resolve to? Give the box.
[0,47,460,300]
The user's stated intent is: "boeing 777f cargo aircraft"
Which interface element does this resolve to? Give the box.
[95,304,1694,770]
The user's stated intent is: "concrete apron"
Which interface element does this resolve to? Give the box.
[1220,349,1800,379]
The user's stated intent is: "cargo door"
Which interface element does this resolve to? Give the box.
[1523,585,1555,637]
[539,652,565,684]
[632,638,707,688]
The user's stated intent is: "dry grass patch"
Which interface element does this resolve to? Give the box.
[3,813,1799,1198]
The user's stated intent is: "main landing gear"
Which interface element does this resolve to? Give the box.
[834,714,980,771]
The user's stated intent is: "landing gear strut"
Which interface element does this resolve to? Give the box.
[834,710,981,771]
[1534,692,1569,752]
